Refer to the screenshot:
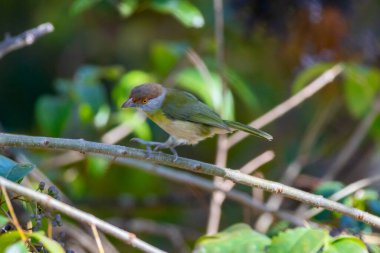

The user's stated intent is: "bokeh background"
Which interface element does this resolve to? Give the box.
[2,0,380,252]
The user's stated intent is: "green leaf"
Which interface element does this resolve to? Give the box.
[0,215,8,227]
[222,89,235,121]
[194,223,271,253]
[225,69,260,111]
[175,67,223,110]
[35,96,71,137]
[292,62,335,93]
[5,241,28,253]
[87,156,110,178]
[267,227,328,253]
[367,200,380,216]
[343,64,380,118]
[118,0,138,17]
[70,0,101,15]
[151,41,187,76]
[29,232,65,253]
[323,236,368,253]
[151,0,204,28]
[314,181,344,198]
[0,155,34,182]
[0,231,21,252]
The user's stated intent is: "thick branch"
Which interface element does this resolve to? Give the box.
[0,177,165,253]
[1,133,380,228]
[0,23,54,59]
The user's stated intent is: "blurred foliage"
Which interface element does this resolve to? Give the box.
[2,0,380,252]
[312,181,380,234]
[195,224,370,253]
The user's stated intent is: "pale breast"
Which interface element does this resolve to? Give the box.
[146,111,228,145]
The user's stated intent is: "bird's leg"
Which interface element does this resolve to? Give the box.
[152,136,180,160]
[130,136,180,160]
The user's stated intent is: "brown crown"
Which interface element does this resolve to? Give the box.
[130,83,163,102]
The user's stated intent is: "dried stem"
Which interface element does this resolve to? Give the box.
[0,23,54,59]
[91,224,105,253]
[227,64,344,148]
[1,185,28,243]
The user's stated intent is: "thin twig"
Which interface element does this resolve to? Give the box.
[227,64,344,148]
[0,176,165,253]
[207,0,228,235]
[1,134,380,228]
[1,185,28,243]
[255,99,340,232]
[208,150,275,234]
[91,224,105,253]
[0,23,54,59]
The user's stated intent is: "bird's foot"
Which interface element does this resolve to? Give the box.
[130,138,178,160]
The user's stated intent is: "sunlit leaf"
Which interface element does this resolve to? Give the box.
[0,155,34,182]
[35,96,71,137]
[323,236,368,253]
[195,223,270,253]
[0,231,21,252]
[222,90,235,120]
[94,104,111,128]
[151,0,204,28]
[117,0,138,17]
[175,67,222,110]
[29,232,65,253]
[267,227,328,253]
[5,241,27,253]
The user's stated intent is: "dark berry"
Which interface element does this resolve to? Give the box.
[38,181,46,191]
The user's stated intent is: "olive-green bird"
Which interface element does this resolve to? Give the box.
[122,83,272,157]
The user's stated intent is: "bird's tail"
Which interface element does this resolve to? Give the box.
[224,120,273,141]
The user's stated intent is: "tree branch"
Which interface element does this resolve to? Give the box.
[0,176,165,253]
[1,133,380,228]
[0,23,54,59]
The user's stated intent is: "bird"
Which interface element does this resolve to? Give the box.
[121,83,273,158]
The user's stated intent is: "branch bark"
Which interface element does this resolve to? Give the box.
[1,133,380,229]
[0,176,165,253]
[0,23,54,59]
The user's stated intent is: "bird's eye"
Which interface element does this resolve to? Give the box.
[142,99,148,104]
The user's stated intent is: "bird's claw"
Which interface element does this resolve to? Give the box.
[129,138,178,160]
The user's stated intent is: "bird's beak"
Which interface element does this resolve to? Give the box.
[121,98,134,108]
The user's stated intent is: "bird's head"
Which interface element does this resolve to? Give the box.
[121,83,165,112]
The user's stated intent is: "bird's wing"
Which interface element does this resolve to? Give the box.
[162,89,230,130]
